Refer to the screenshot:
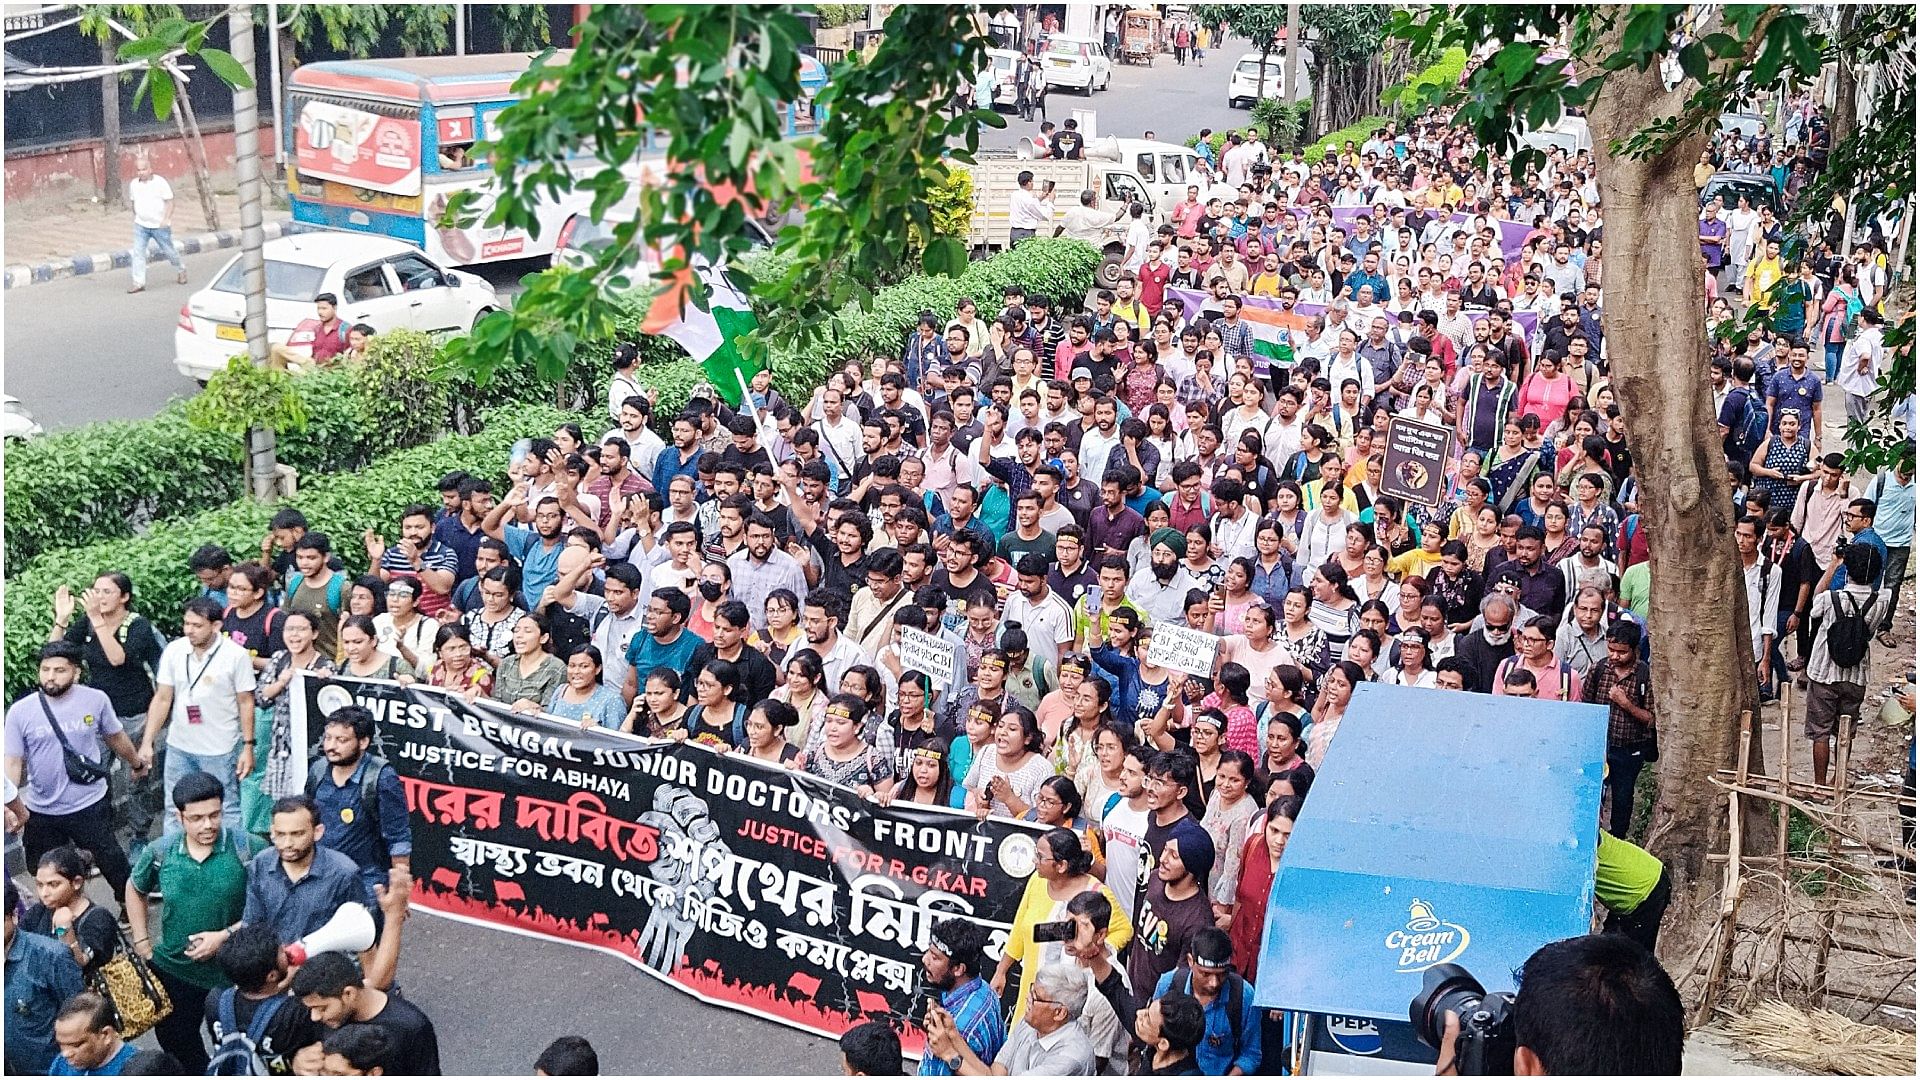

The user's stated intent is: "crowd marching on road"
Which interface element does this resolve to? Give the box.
[4,21,1912,1080]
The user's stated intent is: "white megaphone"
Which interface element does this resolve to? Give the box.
[1016,136,1037,160]
[285,902,376,966]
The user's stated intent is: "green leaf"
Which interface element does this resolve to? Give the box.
[196,48,255,91]
[117,37,171,63]
[149,72,176,121]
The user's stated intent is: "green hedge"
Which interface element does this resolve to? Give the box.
[3,402,582,697]
[2,370,382,576]
[1,324,683,576]
[1385,47,1467,117]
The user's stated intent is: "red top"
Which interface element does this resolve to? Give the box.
[1229,831,1277,979]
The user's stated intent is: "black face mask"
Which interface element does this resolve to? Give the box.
[698,581,723,602]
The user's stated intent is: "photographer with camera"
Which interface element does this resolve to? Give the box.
[1414,934,1684,1075]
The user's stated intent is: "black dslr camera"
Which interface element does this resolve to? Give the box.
[1410,963,1517,1075]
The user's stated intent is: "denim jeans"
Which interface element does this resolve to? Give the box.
[131,223,183,287]
[1824,341,1845,383]
[160,743,243,836]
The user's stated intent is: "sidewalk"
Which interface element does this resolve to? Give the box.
[3,189,297,289]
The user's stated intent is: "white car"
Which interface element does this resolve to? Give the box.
[2,395,43,440]
[174,233,500,384]
[1041,34,1111,94]
[1227,52,1288,108]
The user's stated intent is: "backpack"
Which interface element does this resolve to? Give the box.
[285,571,345,613]
[1175,963,1245,1050]
[1731,387,1769,459]
[1826,590,1877,669]
[306,753,387,853]
[206,988,287,1075]
[545,601,605,661]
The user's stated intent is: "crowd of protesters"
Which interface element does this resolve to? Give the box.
[5,88,1908,1077]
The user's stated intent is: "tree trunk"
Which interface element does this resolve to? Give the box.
[1282,2,1299,104]
[1828,5,1858,149]
[1585,15,1770,973]
[100,39,123,206]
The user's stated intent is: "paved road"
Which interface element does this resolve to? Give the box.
[977,36,1310,151]
[0,252,540,433]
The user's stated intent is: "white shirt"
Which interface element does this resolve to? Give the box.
[157,638,257,757]
[813,414,864,476]
[129,174,174,229]
[1839,326,1884,398]
[1010,188,1053,231]
[1741,556,1782,662]
[1003,590,1077,666]
[1123,219,1152,272]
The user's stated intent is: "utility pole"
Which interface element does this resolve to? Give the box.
[1283,2,1299,104]
[455,3,466,54]
[228,3,279,499]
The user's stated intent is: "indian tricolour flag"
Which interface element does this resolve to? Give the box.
[641,258,760,406]
[1239,306,1308,373]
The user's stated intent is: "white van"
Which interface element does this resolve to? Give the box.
[1518,116,1592,157]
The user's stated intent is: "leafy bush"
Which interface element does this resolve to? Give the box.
[1251,97,1313,153]
[186,357,309,440]
[2,402,582,697]
[815,4,865,29]
[1,367,385,575]
[350,329,451,451]
[1385,46,1467,118]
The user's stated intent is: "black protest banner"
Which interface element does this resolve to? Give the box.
[1380,415,1455,508]
[294,674,1044,1046]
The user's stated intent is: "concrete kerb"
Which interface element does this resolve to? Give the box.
[3,218,313,290]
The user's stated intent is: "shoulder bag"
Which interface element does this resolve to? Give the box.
[39,691,112,785]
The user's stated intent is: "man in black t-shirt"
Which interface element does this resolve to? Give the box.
[291,952,443,1076]
[208,927,325,1075]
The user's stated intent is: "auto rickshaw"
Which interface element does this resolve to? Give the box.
[1121,9,1160,65]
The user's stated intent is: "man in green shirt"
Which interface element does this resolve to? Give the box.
[1595,829,1669,953]
[1617,559,1651,621]
[124,772,260,1071]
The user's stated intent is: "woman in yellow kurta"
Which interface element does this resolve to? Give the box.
[990,826,1133,1024]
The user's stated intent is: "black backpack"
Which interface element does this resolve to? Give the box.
[1826,590,1877,669]
[205,988,286,1075]
[1174,964,1245,1049]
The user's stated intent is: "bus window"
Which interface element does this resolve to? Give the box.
[343,265,393,303]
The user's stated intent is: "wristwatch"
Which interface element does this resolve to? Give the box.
[53,926,69,938]
[945,1055,964,1072]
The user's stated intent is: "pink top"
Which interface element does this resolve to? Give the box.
[1516,370,1576,426]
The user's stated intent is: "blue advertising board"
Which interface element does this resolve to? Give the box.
[1253,683,1607,1023]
